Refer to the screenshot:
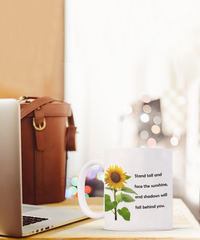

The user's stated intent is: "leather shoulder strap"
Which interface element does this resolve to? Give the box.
[66,112,76,151]
[20,96,60,119]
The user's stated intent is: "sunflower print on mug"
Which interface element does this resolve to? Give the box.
[105,165,137,221]
[105,165,127,190]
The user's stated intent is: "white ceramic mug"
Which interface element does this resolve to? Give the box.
[78,148,172,231]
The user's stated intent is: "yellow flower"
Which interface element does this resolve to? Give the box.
[105,165,127,190]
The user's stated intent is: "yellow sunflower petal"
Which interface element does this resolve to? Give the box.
[104,165,127,190]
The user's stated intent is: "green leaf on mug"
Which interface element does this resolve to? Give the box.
[116,192,123,204]
[121,186,138,194]
[105,187,113,191]
[125,175,131,180]
[105,194,117,212]
[105,200,117,212]
[105,194,111,201]
[118,207,130,221]
[121,194,135,202]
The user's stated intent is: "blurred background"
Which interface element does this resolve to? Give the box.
[65,0,200,221]
[0,0,199,222]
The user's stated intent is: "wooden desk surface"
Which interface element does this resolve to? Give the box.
[1,198,200,240]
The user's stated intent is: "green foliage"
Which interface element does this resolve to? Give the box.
[116,192,123,204]
[121,186,138,194]
[118,207,130,221]
[125,175,131,180]
[104,170,137,221]
[105,194,117,212]
[121,193,135,202]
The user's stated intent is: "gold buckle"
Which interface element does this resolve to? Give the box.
[18,96,27,102]
[33,118,46,131]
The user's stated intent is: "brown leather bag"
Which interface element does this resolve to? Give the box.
[20,96,76,205]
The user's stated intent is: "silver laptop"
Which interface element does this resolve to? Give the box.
[0,99,86,237]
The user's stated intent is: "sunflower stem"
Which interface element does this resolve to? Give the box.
[114,188,117,221]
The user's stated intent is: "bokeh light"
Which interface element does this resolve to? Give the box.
[74,193,89,198]
[90,165,103,175]
[86,169,92,177]
[147,138,156,147]
[142,94,151,103]
[87,170,96,179]
[140,130,149,140]
[143,105,151,113]
[173,128,181,136]
[151,125,160,134]
[74,193,78,198]
[91,165,100,171]
[153,116,161,125]
[140,113,150,123]
[65,189,72,198]
[97,172,104,182]
[67,165,105,199]
[85,185,92,194]
[86,169,96,179]
[170,137,179,146]
[71,177,78,187]
[173,133,181,140]
[95,166,103,174]
[123,105,132,114]
[69,186,77,195]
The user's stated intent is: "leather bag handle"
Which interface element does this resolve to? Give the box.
[20,96,77,151]
[20,96,61,119]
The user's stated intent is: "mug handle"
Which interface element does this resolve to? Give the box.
[78,159,104,219]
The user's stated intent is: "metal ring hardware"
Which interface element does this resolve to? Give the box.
[18,96,26,102]
[33,118,46,131]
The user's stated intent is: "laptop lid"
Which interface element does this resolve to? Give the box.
[0,99,23,237]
